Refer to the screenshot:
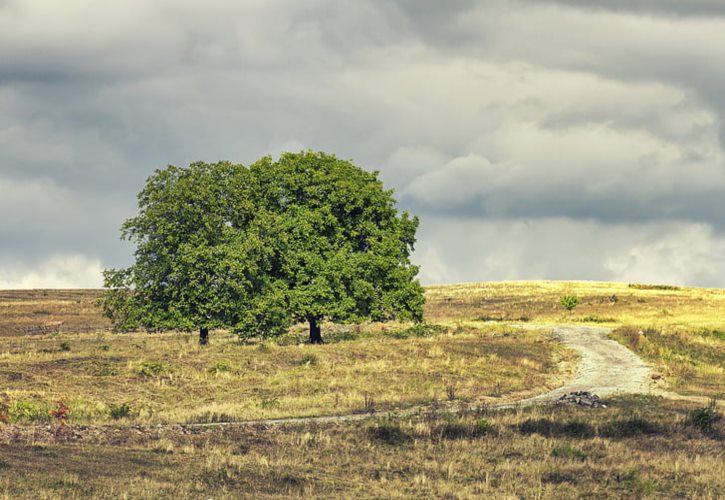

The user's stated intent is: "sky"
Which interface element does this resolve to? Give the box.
[2,0,725,288]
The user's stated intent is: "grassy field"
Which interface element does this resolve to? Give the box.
[1,396,722,498]
[0,289,574,426]
[1,283,723,498]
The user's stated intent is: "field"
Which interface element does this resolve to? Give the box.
[1,282,723,498]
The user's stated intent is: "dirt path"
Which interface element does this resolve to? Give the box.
[188,324,656,427]
[513,324,653,407]
[2,325,661,439]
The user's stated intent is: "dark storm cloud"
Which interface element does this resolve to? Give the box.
[2,0,725,287]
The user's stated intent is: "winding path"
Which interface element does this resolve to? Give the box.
[189,324,655,428]
[510,324,653,407]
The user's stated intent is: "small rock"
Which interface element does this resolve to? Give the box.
[556,391,605,408]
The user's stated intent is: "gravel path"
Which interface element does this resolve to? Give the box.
[187,324,655,427]
[512,324,653,407]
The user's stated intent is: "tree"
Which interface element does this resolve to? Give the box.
[102,151,425,344]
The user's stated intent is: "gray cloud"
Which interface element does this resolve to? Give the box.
[522,0,725,18]
[2,0,725,287]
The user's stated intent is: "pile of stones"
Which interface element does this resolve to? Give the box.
[556,391,606,408]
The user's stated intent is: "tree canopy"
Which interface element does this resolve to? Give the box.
[102,151,425,344]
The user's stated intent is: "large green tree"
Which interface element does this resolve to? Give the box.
[102,151,424,344]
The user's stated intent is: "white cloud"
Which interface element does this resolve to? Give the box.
[0,254,104,289]
[414,217,725,287]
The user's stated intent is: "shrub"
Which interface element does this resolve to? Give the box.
[0,394,9,425]
[299,353,318,366]
[59,341,71,352]
[137,361,166,377]
[11,400,49,423]
[386,323,446,339]
[551,444,588,461]
[208,359,232,375]
[367,420,411,445]
[688,398,720,434]
[600,418,661,438]
[560,295,581,311]
[50,400,70,425]
[109,402,132,420]
[259,397,280,409]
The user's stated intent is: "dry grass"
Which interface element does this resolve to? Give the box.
[1,396,722,498]
[1,284,723,498]
[0,290,573,426]
[425,281,725,398]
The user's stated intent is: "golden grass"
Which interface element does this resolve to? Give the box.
[425,281,725,398]
[1,396,722,498]
[0,325,572,425]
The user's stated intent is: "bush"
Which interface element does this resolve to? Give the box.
[386,323,446,339]
[137,361,166,377]
[208,359,232,375]
[10,400,49,423]
[59,341,71,352]
[551,444,588,461]
[560,295,581,311]
[688,398,720,434]
[299,353,318,366]
[109,402,132,420]
[367,420,411,445]
[0,394,9,425]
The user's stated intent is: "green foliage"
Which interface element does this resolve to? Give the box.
[11,400,49,423]
[137,361,166,377]
[208,359,232,375]
[551,444,588,460]
[109,402,132,420]
[102,152,425,342]
[367,419,411,445]
[385,323,446,339]
[299,353,318,366]
[559,295,581,311]
[688,398,719,433]
[59,341,71,352]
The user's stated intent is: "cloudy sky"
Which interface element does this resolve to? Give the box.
[2,0,725,288]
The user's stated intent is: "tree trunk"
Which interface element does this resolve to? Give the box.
[199,327,209,346]
[309,317,323,344]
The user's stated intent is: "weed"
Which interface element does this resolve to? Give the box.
[0,458,9,469]
[259,397,280,409]
[363,393,375,413]
[476,418,495,435]
[59,341,71,352]
[109,402,132,420]
[208,359,232,375]
[50,400,70,426]
[386,323,446,339]
[11,400,49,423]
[628,283,680,291]
[186,412,236,424]
[299,353,318,366]
[600,418,661,438]
[519,419,595,438]
[367,420,411,445]
[137,361,166,377]
[0,394,9,425]
[688,398,720,434]
[576,315,615,323]
[551,444,588,461]
[560,295,580,311]
[446,385,456,401]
